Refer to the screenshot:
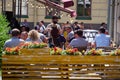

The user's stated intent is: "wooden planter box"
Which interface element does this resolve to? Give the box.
[2,51,120,80]
[20,48,50,55]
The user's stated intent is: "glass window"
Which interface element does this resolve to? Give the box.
[45,0,60,18]
[77,0,91,18]
[16,0,28,16]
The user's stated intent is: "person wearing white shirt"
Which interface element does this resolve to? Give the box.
[39,21,46,34]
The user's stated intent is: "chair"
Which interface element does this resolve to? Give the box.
[96,46,116,52]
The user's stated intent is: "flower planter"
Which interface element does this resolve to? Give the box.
[20,47,50,55]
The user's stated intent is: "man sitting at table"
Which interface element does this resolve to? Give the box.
[67,29,88,51]
[4,28,24,49]
[93,27,111,48]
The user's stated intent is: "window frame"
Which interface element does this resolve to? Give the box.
[16,0,28,18]
[76,0,92,20]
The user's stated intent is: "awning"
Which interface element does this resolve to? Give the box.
[36,0,76,17]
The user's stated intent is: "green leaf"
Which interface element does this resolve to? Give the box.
[0,14,10,54]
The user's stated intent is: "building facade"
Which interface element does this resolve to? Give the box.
[0,0,108,29]
[108,0,120,45]
[1,0,120,46]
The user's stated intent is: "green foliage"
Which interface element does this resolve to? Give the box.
[0,14,10,54]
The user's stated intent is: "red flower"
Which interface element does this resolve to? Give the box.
[5,47,11,52]
[73,48,78,52]
[54,47,57,52]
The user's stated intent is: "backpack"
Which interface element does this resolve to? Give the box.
[50,26,66,47]
[51,26,59,38]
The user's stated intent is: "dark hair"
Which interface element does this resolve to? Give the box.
[65,26,72,30]
[20,26,30,32]
[80,22,84,25]
[99,27,105,33]
[66,21,70,24]
[26,27,30,32]
[21,25,26,27]
[52,16,58,19]
[11,28,20,36]
[101,22,105,26]
[74,29,83,37]
[40,20,44,24]
[74,21,78,25]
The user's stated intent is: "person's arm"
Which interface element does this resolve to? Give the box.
[67,43,74,49]
[92,36,97,48]
[40,34,48,43]
[66,35,70,42]
[57,24,62,35]
[66,39,74,49]
[92,42,96,48]
[46,24,52,37]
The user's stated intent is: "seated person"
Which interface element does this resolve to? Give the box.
[93,27,111,48]
[65,26,74,43]
[26,29,42,43]
[67,29,88,51]
[39,32,48,43]
[20,31,28,40]
[4,28,24,49]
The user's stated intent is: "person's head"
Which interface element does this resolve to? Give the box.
[101,22,106,26]
[99,27,106,34]
[20,31,28,40]
[52,16,58,24]
[25,27,30,32]
[80,22,84,29]
[20,26,26,32]
[39,20,44,26]
[24,19,27,22]
[65,26,72,33]
[74,29,83,38]
[74,21,78,25]
[11,28,20,37]
[80,22,84,26]
[66,21,70,24]
[28,29,39,41]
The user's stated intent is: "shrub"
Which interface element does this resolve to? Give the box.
[0,14,10,54]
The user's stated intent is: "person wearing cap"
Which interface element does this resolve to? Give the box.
[93,27,111,48]
[4,28,24,49]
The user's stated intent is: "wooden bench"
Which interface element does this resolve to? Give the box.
[2,54,120,80]
[96,47,116,52]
